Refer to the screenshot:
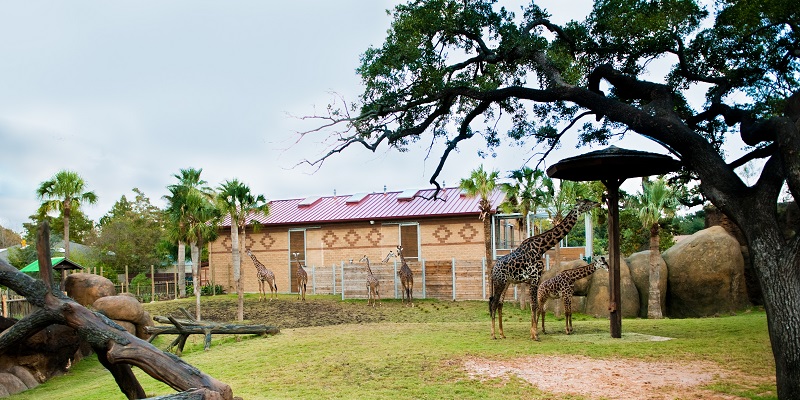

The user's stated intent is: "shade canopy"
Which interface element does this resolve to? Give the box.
[546,146,681,181]
[20,257,85,273]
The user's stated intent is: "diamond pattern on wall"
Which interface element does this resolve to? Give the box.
[220,236,232,252]
[432,225,452,244]
[459,223,479,242]
[322,230,338,248]
[367,227,383,246]
[344,229,361,247]
[258,233,275,250]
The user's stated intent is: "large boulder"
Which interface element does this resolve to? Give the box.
[93,295,152,340]
[64,273,116,307]
[626,250,668,318]
[662,226,751,317]
[583,255,640,318]
[0,372,26,396]
[93,295,143,322]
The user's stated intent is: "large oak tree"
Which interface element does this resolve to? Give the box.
[299,0,800,397]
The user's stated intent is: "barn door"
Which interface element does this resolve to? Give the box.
[289,229,306,293]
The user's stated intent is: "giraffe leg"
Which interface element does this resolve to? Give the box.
[564,296,572,334]
[409,282,414,307]
[529,281,539,341]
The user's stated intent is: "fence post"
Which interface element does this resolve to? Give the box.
[482,257,486,300]
[312,265,316,295]
[173,269,178,300]
[452,258,456,301]
[421,259,426,299]
[340,261,345,301]
[1,293,6,318]
[150,265,155,302]
[124,265,129,294]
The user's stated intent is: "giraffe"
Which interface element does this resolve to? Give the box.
[537,257,608,335]
[245,248,278,301]
[359,255,381,307]
[292,253,308,301]
[489,198,600,341]
[395,245,414,307]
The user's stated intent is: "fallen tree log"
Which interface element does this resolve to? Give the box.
[147,307,279,354]
[0,222,233,400]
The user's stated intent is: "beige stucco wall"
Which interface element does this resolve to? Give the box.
[208,216,488,294]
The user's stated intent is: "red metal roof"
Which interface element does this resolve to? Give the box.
[221,187,505,227]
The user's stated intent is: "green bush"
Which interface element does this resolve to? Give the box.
[187,284,225,296]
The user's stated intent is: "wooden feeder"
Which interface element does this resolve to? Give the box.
[547,146,681,338]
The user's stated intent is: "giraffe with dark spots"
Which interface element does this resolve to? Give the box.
[245,248,278,301]
[537,257,608,335]
[489,198,600,341]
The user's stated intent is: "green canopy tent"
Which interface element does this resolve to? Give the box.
[20,257,85,273]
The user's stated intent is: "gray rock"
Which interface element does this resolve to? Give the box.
[663,226,751,317]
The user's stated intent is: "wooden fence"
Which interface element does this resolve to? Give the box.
[1,289,35,319]
[308,259,491,301]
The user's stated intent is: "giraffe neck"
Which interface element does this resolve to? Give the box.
[564,262,598,283]
[523,206,582,251]
[247,251,266,271]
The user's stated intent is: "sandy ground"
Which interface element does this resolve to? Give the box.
[463,354,753,400]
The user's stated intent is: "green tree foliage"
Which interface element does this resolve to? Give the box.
[36,170,98,259]
[672,209,705,235]
[0,225,21,248]
[300,1,800,394]
[216,178,269,322]
[95,188,169,278]
[498,167,553,238]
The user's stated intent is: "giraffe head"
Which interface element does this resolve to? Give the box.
[360,255,370,264]
[575,198,601,214]
[594,256,609,270]
[382,251,396,263]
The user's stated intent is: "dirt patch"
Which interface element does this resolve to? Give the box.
[147,298,391,329]
[463,355,746,400]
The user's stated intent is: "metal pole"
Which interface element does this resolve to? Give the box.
[421,259,426,299]
[341,261,345,301]
[604,178,623,338]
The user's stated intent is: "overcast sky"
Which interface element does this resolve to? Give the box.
[0,1,737,234]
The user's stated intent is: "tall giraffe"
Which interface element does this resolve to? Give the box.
[395,245,414,307]
[292,253,308,301]
[537,257,608,335]
[359,255,381,307]
[489,198,600,340]
[245,249,278,301]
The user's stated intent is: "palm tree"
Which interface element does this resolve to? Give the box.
[163,168,214,298]
[459,165,499,267]
[217,179,270,322]
[36,170,98,259]
[499,167,554,239]
[184,189,219,320]
[636,177,678,319]
[37,170,97,287]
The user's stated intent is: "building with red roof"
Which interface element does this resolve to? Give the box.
[208,187,589,300]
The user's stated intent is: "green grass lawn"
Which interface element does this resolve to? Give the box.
[8,296,777,399]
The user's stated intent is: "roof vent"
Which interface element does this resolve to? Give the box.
[346,193,369,204]
[298,196,321,207]
[397,189,418,201]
